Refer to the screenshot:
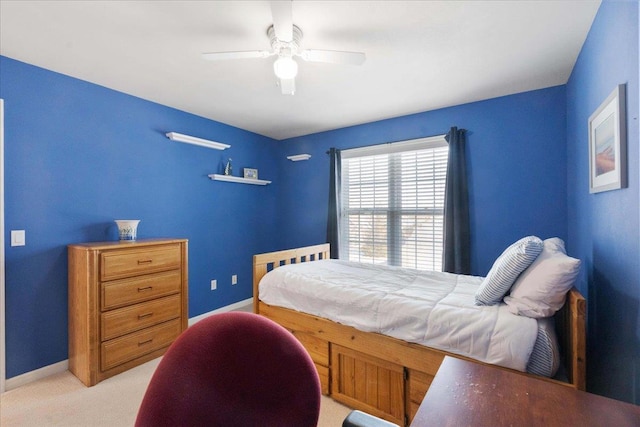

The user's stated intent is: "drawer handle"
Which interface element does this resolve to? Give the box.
[138,312,153,320]
[137,286,153,292]
[138,339,153,346]
[138,259,153,265]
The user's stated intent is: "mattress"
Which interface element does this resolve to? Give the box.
[259,259,560,377]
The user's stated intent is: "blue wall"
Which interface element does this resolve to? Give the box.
[276,86,569,277]
[566,0,639,404]
[1,56,282,378]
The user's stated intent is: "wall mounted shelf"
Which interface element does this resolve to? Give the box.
[208,174,271,186]
[287,154,311,161]
[167,132,230,150]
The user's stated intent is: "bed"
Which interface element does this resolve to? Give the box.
[253,243,586,426]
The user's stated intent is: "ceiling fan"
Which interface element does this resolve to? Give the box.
[201,1,366,95]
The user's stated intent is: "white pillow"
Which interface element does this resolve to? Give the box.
[475,236,544,306]
[504,238,580,318]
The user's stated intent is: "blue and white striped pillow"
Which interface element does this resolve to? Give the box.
[475,236,543,306]
[526,317,560,377]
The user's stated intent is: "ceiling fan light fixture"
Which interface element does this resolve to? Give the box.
[273,56,298,79]
[201,5,365,95]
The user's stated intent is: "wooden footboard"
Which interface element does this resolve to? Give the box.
[253,244,587,425]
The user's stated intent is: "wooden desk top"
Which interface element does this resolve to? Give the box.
[411,356,640,427]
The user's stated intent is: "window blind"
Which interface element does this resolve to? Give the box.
[340,136,448,271]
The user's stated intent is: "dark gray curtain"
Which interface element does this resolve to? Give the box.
[327,148,341,259]
[443,127,471,274]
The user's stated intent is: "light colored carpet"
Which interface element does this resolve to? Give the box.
[0,356,352,426]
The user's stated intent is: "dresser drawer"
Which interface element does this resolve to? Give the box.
[101,294,182,341]
[101,319,182,371]
[101,244,182,281]
[101,270,182,310]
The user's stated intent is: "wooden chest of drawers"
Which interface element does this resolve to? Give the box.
[68,239,188,386]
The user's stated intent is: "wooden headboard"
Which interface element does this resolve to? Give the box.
[556,286,587,390]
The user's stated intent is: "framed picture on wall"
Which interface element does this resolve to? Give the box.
[588,84,627,193]
[243,168,258,179]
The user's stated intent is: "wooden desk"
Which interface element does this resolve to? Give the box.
[411,356,640,426]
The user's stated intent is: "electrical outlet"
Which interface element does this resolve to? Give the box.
[211,280,217,290]
[232,274,237,285]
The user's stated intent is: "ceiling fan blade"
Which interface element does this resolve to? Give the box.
[299,49,366,65]
[270,1,293,42]
[278,77,296,95]
[202,50,272,61]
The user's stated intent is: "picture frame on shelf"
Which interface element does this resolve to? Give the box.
[243,168,258,179]
[588,84,626,194]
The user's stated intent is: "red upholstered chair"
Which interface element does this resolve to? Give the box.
[135,311,321,427]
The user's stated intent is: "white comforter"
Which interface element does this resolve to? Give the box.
[259,259,538,372]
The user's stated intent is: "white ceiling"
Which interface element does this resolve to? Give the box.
[0,0,601,140]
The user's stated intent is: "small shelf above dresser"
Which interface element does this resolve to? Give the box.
[208,174,271,185]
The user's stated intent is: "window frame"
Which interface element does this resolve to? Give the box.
[339,135,448,270]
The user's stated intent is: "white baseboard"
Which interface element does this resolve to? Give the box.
[5,359,69,391]
[3,298,254,392]
[188,298,253,325]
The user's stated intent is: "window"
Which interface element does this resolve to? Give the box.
[339,136,448,271]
